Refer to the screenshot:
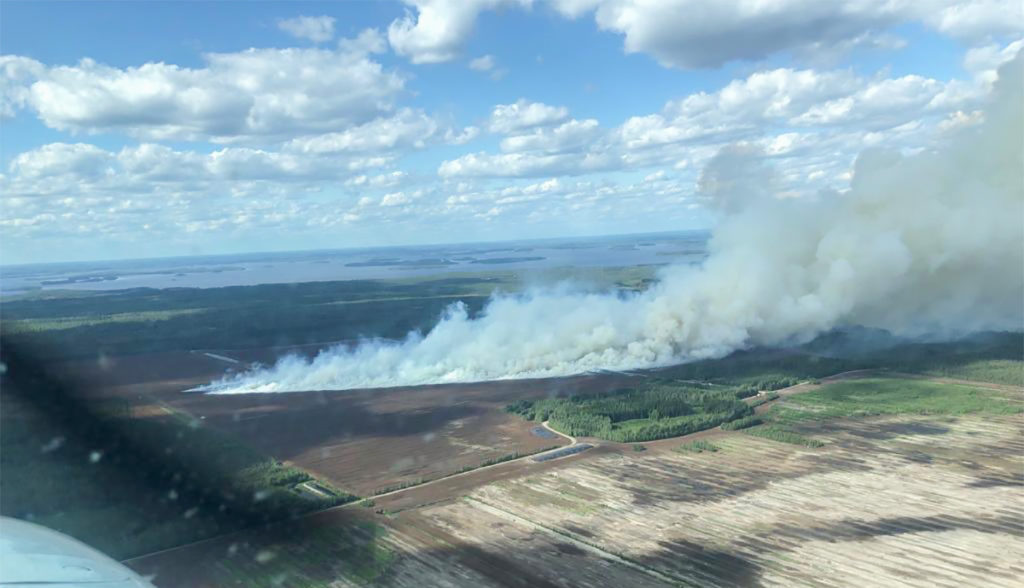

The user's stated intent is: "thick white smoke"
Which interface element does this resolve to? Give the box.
[202,54,1023,394]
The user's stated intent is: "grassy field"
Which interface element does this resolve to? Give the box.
[724,375,1023,451]
[771,377,1022,425]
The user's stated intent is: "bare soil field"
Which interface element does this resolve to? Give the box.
[127,409,1023,587]
[373,413,1023,587]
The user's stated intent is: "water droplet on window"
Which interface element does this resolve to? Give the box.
[254,549,276,564]
[41,436,65,453]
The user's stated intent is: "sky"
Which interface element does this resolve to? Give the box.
[0,0,1021,264]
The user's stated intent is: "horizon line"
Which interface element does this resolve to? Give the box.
[0,228,712,269]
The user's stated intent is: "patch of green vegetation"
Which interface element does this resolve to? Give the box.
[721,415,764,430]
[507,381,753,442]
[769,378,1022,426]
[3,308,208,333]
[675,440,719,453]
[741,376,1021,450]
[743,426,825,448]
[632,444,647,452]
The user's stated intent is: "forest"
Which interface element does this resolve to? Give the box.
[506,380,753,442]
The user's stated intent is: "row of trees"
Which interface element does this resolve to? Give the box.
[720,415,763,430]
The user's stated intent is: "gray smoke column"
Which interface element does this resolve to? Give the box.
[201,54,1023,394]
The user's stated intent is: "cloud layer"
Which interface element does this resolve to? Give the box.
[2,3,1021,265]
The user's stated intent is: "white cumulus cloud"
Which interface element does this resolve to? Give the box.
[469,54,496,71]
[391,0,1022,69]
[388,0,532,63]
[2,44,404,142]
[488,99,569,133]
[277,15,337,43]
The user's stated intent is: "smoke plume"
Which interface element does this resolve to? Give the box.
[201,54,1023,394]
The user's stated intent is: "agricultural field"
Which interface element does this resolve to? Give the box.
[423,411,1024,587]
[127,373,1024,586]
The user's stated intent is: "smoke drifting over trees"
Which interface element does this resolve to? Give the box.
[202,54,1023,394]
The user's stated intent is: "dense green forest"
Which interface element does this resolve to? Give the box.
[506,381,753,442]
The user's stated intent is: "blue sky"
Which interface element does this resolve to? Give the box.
[1,0,1020,263]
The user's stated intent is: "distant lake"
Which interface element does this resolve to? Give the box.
[0,231,709,294]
